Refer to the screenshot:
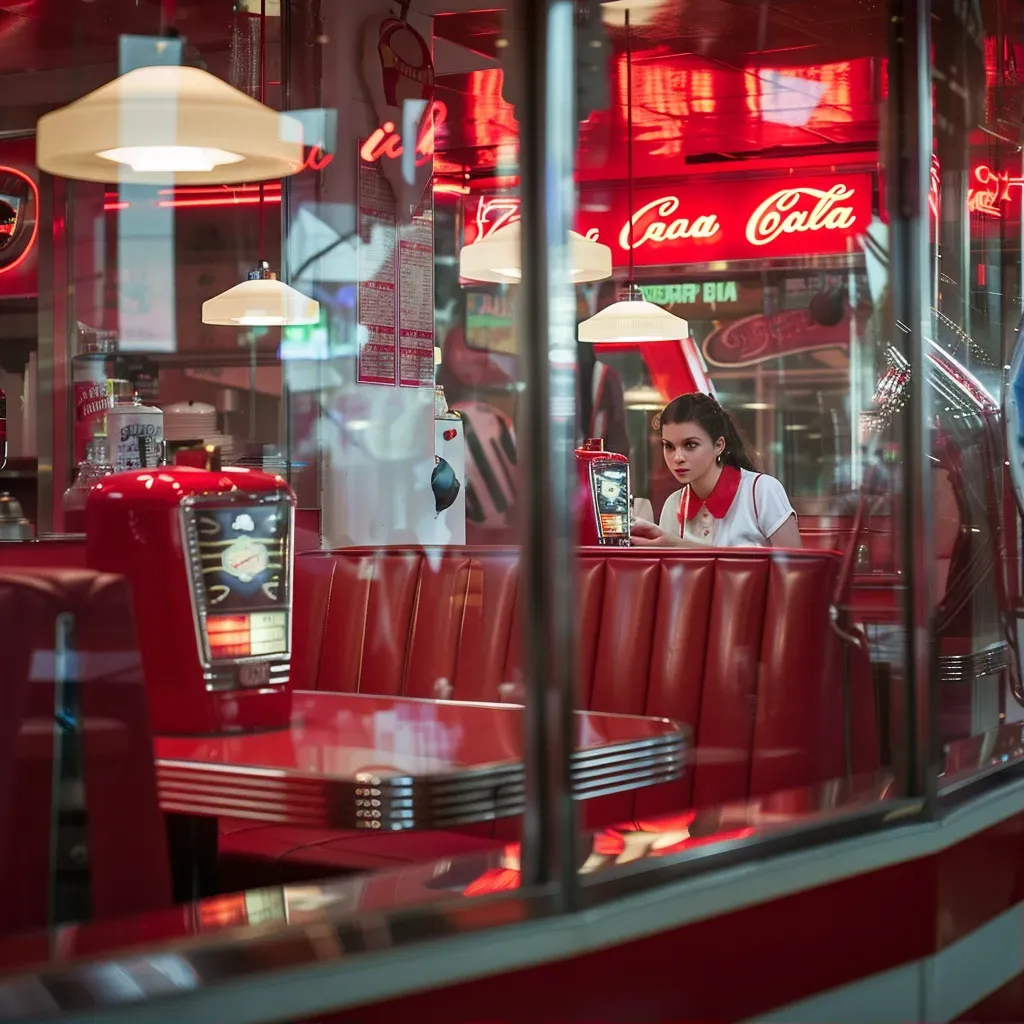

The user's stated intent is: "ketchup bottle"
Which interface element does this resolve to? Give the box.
[0,387,7,472]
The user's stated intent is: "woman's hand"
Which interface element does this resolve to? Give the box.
[630,518,678,547]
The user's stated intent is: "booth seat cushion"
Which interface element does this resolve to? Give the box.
[226,546,878,880]
[0,569,171,936]
[291,547,520,702]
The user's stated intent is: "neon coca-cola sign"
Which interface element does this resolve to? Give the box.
[745,184,857,246]
[466,172,872,265]
[616,197,721,250]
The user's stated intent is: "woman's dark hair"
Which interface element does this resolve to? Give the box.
[658,392,759,472]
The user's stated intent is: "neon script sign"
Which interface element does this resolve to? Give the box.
[467,174,871,265]
[615,197,720,249]
[359,100,447,166]
[745,184,857,246]
[302,145,333,172]
[928,159,1024,220]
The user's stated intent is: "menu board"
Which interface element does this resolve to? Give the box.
[357,151,398,385]
[398,196,435,387]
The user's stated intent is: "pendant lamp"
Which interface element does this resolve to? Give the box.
[578,9,689,344]
[600,0,663,27]
[459,220,612,284]
[202,261,318,326]
[202,2,319,327]
[580,285,690,342]
[36,64,304,186]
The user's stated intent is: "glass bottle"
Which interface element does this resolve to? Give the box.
[63,436,114,533]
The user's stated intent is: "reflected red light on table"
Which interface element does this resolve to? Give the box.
[464,868,520,897]
[648,826,757,858]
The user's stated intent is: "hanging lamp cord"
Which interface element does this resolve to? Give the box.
[159,0,177,36]
[625,8,635,290]
[258,0,267,262]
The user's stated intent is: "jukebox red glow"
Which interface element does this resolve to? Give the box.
[85,465,295,735]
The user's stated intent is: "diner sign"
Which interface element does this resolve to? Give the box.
[702,307,861,368]
[638,279,764,320]
[464,173,874,265]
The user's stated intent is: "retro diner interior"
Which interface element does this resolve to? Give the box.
[0,0,1022,1018]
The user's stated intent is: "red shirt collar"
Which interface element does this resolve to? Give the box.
[677,465,741,523]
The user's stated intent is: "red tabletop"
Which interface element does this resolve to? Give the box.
[155,691,686,830]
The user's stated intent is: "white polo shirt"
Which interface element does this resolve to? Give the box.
[658,467,796,548]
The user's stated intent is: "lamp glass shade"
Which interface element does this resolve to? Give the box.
[459,221,612,284]
[37,65,304,185]
[202,277,319,327]
[578,299,689,343]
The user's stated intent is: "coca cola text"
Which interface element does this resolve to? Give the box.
[745,184,858,247]
[464,173,871,265]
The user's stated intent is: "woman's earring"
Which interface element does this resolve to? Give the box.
[716,452,723,465]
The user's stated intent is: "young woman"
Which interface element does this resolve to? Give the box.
[632,393,801,549]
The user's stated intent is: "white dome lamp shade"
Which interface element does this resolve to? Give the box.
[36,65,304,185]
[579,286,689,343]
[202,262,319,327]
[458,220,612,284]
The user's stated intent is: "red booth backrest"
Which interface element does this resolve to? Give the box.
[0,569,171,937]
[294,547,878,819]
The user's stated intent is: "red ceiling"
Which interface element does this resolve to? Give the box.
[0,0,236,75]
[432,0,888,182]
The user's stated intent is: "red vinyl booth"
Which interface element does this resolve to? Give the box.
[0,569,172,936]
[219,546,879,882]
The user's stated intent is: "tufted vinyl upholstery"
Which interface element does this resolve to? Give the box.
[0,569,171,936]
[219,546,878,881]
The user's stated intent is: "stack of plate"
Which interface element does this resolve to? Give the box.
[163,401,217,442]
[163,401,237,464]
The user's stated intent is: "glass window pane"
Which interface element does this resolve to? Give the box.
[930,1,1023,791]
[569,0,911,882]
